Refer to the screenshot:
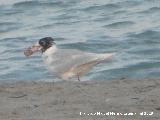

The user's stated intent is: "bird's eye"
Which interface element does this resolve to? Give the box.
[39,40,46,47]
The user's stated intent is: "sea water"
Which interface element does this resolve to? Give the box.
[0,0,160,81]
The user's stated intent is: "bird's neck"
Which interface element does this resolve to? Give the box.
[43,45,57,57]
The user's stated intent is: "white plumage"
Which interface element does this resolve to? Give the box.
[42,45,114,80]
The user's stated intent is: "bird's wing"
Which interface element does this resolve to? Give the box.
[49,49,95,69]
[44,48,114,78]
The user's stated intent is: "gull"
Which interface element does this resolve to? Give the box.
[24,37,115,81]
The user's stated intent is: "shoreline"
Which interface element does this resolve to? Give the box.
[0,78,160,120]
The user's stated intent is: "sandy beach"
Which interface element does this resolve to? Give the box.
[0,78,160,120]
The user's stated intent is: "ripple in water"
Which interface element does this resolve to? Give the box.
[0,0,160,81]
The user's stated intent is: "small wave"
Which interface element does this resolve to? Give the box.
[82,3,120,12]
[34,24,55,30]
[94,60,160,79]
[103,21,134,28]
[52,14,78,20]
[0,0,25,5]
[13,1,67,8]
[149,7,160,11]
[3,10,23,15]
[126,61,160,70]
[128,48,160,56]
[54,37,65,41]
[93,16,111,22]
[113,10,127,15]
[0,37,27,43]
[118,1,142,7]
[137,7,160,15]
[128,30,160,40]
[0,56,26,62]
[0,22,21,33]
[54,20,80,26]
[13,1,40,6]
[0,5,23,15]
[0,22,15,26]
[61,41,118,53]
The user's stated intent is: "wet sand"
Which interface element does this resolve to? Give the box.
[0,78,160,120]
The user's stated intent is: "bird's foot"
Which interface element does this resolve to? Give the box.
[77,75,80,81]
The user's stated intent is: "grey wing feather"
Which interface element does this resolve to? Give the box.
[46,48,114,77]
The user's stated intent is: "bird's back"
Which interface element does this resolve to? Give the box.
[43,47,114,79]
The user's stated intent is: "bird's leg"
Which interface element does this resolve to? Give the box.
[77,75,80,81]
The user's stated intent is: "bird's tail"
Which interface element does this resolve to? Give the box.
[97,52,116,62]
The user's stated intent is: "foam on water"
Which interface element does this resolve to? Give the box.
[0,0,160,81]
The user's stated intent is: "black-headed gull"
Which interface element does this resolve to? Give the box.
[24,37,115,81]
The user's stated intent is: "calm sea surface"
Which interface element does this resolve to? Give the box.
[0,0,160,81]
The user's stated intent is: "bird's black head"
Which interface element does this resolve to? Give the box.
[39,37,55,52]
